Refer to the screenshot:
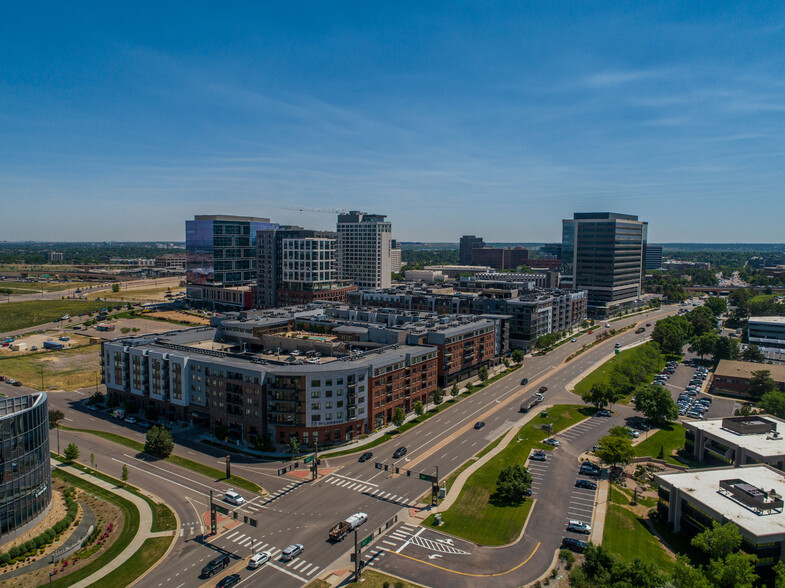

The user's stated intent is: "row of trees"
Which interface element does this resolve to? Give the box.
[570,521,777,588]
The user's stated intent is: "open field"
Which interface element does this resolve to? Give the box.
[0,344,101,390]
[603,486,674,571]
[102,286,185,303]
[0,300,110,334]
[0,281,92,294]
[633,423,686,465]
[423,404,591,545]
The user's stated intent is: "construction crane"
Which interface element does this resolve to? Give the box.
[281,206,348,215]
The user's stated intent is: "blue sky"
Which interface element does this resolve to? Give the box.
[2,2,784,242]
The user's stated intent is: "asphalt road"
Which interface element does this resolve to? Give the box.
[9,304,709,588]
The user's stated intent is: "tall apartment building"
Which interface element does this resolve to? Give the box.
[390,240,402,273]
[459,235,485,265]
[337,211,392,289]
[561,212,647,317]
[256,227,356,308]
[645,245,663,270]
[186,215,278,309]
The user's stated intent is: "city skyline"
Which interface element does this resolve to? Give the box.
[3,3,785,242]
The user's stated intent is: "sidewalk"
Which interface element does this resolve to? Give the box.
[51,460,177,588]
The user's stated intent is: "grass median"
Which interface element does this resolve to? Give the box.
[422,404,592,545]
[49,468,140,588]
[59,425,262,494]
[602,486,674,572]
[86,536,173,588]
[572,342,665,400]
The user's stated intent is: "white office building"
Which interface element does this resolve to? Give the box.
[337,211,392,289]
[748,317,785,351]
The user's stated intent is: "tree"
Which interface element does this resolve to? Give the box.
[494,464,532,505]
[121,464,129,482]
[741,344,766,363]
[774,561,785,588]
[670,556,712,588]
[651,315,692,355]
[633,385,679,425]
[582,383,613,409]
[450,384,459,399]
[713,336,740,363]
[691,521,742,560]
[48,409,65,429]
[760,390,785,418]
[608,426,630,438]
[144,425,174,458]
[749,369,777,399]
[687,306,717,337]
[63,443,79,462]
[478,366,488,382]
[535,332,559,350]
[392,406,406,428]
[706,552,758,588]
[511,349,524,363]
[414,401,424,419]
[288,437,300,458]
[213,423,229,441]
[595,434,634,469]
[704,296,728,317]
[689,332,718,360]
[432,388,443,406]
[89,391,105,406]
[111,283,120,293]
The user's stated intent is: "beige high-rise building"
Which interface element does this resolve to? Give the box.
[337,211,392,288]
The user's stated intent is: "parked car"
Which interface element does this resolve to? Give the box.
[571,338,577,342]
[474,421,486,430]
[575,479,597,490]
[358,452,373,463]
[541,438,560,447]
[567,520,592,534]
[530,450,547,462]
[393,447,407,459]
[12,381,21,387]
[562,537,588,552]
[124,417,137,424]
[628,428,640,438]
[614,343,621,348]
[281,544,304,562]
[596,409,612,417]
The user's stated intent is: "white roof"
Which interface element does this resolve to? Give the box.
[749,316,785,325]
[657,465,785,539]
[686,416,785,459]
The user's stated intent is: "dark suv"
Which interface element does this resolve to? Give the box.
[201,554,231,578]
[393,447,407,459]
[562,537,588,552]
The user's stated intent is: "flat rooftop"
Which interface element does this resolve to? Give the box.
[658,465,785,538]
[686,416,785,458]
[715,359,785,382]
[749,316,785,325]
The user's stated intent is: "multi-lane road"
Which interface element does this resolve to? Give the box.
[8,304,690,587]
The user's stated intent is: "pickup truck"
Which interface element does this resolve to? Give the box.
[328,512,368,541]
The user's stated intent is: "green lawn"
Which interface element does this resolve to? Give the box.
[49,469,140,588]
[60,425,262,494]
[573,342,665,399]
[633,423,686,465]
[422,404,592,545]
[603,486,674,572]
[0,300,111,333]
[86,536,173,588]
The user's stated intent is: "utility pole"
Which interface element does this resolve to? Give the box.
[311,443,319,481]
[56,423,60,456]
[354,528,361,580]
[225,455,231,479]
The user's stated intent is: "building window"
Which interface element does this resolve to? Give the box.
[311,380,321,387]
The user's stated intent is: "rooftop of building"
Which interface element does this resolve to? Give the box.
[570,212,640,221]
[749,316,785,325]
[0,392,45,418]
[685,415,785,458]
[657,465,785,538]
[714,359,785,382]
[193,214,272,223]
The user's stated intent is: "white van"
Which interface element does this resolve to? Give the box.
[224,491,245,506]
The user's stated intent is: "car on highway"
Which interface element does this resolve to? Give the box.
[575,479,597,490]
[596,409,612,417]
[541,438,560,446]
[521,378,529,385]
[358,452,373,463]
[562,537,588,552]
[588,330,594,334]
[539,386,548,393]
[567,520,591,534]
[124,417,137,424]
[393,447,407,459]
[474,421,486,430]
[217,574,241,588]
[281,544,304,562]
[614,343,621,348]
[248,551,271,569]
[530,450,547,462]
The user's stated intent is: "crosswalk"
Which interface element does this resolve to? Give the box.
[221,531,322,577]
[362,522,418,567]
[179,521,200,537]
[324,476,420,507]
[259,481,303,506]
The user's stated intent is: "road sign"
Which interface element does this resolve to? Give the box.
[360,534,373,548]
[304,455,314,464]
[213,504,229,515]
[419,473,435,482]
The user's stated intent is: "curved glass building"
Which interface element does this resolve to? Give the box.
[0,392,52,544]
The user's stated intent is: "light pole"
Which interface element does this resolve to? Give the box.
[56,423,60,456]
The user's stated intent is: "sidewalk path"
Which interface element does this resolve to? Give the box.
[51,460,177,588]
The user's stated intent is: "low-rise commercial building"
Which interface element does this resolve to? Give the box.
[155,254,187,269]
[656,465,785,573]
[712,360,785,398]
[749,317,785,351]
[684,416,785,469]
